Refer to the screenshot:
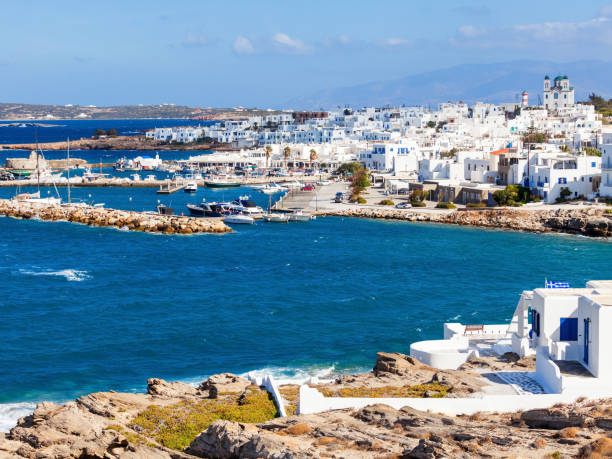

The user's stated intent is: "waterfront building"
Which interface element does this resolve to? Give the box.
[528,152,601,203]
[410,280,612,393]
[600,127,612,197]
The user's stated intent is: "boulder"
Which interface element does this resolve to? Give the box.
[199,373,251,398]
[147,378,199,398]
[520,409,587,429]
[373,352,429,376]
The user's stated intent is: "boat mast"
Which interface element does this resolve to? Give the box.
[67,138,71,203]
[35,131,40,194]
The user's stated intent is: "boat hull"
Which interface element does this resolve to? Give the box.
[205,181,242,188]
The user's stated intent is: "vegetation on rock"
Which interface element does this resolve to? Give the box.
[317,382,451,398]
[130,385,278,450]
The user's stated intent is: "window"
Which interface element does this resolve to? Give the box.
[560,318,578,341]
[589,177,593,182]
[592,162,596,167]
[558,177,567,184]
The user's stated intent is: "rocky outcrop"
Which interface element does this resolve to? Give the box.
[320,206,612,237]
[521,408,588,429]
[198,373,251,399]
[373,352,432,376]
[2,371,612,458]
[0,199,231,234]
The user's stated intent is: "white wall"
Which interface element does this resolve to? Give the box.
[297,383,612,416]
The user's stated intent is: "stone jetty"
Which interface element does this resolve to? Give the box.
[319,206,612,237]
[0,199,231,234]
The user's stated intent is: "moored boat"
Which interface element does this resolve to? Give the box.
[224,213,254,225]
[288,210,312,222]
[262,213,289,222]
[184,181,198,193]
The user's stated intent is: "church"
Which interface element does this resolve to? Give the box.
[543,75,575,110]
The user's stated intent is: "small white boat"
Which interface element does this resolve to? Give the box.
[184,181,198,193]
[288,210,312,222]
[263,213,289,222]
[224,213,254,225]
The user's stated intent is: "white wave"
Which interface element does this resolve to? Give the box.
[241,364,337,385]
[19,269,91,282]
[449,314,462,320]
[0,402,36,433]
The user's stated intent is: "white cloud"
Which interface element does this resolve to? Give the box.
[451,12,612,49]
[233,36,255,54]
[381,37,412,47]
[272,33,310,54]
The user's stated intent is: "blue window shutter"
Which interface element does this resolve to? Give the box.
[560,318,578,341]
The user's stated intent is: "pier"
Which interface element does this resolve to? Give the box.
[157,180,187,194]
[0,199,232,234]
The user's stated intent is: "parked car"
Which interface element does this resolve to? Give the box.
[0,171,15,181]
[301,184,315,191]
[334,192,344,203]
[395,202,412,209]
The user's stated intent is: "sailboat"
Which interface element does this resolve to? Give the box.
[262,190,288,222]
[13,134,61,206]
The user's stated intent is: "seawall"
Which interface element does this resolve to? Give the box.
[0,199,231,234]
[318,206,612,237]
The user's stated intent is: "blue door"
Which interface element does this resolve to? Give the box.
[583,319,589,365]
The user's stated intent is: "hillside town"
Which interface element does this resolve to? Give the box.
[146,75,612,205]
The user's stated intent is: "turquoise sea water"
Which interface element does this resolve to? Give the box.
[1,120,611,430]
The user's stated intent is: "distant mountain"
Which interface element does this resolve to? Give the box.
[285,60,612,109]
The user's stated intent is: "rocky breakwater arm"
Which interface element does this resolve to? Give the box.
[0,199,231,235]
[319,206,612,237]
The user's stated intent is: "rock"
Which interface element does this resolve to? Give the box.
[521,409,587,429]
[147,378,199,398]
[405,438,450,458]
[595,417,612,430]
[373,352,430,376]
[199,373,251,398]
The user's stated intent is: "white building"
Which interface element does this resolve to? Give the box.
[599,128,612,197]
[543,75,575,111]
[410,280,612,395]
[528,152,601,203]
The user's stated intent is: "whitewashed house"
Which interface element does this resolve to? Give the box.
[409,280,612,395]
[599,128,612,197]
[529,152,601,202]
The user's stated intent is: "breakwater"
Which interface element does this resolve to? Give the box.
[319,206,612,237]
[0,199,231,234]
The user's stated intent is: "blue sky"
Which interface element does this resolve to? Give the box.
[1,0,611,108]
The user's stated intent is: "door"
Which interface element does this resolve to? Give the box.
[583,319,589,365]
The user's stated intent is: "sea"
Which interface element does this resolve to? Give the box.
[1,120,611,431]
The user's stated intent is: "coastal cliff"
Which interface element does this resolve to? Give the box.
[0,200,231,234]
[0,135,233,151]
[320,207,612,237]
[2,353,611,458]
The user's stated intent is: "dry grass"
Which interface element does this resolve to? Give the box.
[317,383,450,399]
[279,384,299,416]
[532,437,547,449]
[283,423,312,436]
[557,427,580,439]
[578,437,612,458]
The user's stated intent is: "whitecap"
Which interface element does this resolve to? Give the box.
[19,269,91,282]
[241,364,337,385]
[0,402,36,433]
[449,314,461,320]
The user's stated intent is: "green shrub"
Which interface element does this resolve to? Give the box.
[131,387,278,451]
[466,202,486,208]
[357,197,367,204]
[379,199,394,206]
[436,201,456,209]
[411,201,426,207]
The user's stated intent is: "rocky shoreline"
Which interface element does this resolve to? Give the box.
[319,206,612,237]
[0,200,231,234]
[0,135,233,151]
[2,353,611,458]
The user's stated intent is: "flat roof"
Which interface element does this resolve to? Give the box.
[583,294,612,307]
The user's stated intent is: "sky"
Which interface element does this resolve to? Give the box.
[1,0,611,108]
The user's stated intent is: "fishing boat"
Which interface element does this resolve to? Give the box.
[224,213,254,225]
[187,201,230,217]
[263,213,289,222]
[288,210,312,222]
[184,181,198,193]
[156,204,174,215]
